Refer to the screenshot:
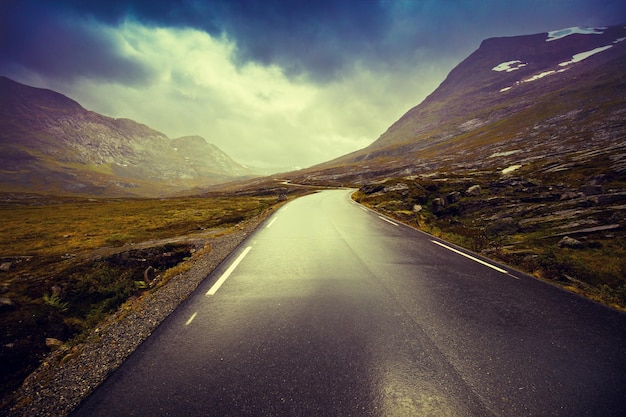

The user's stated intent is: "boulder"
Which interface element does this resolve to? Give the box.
[466,185,481,196]
[0,262,11,272]
[581,184,602,196]
[276,187,288,201]
[45,337,64,351]
[446,191,461,204]
[560,191,583,201]
[485,217,519,236]
[383,183,409,194]
[361,184,384,195]
[144,266,155,282]
[412,204,423,213]
[431,197,446,213]
[0,297,14,307]
[558,236,583,248]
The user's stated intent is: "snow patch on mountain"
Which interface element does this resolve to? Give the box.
[499,67,570,92]
[556,36,624,67]
[559,45,614,66]
[499,34,625,93]
[546,26,606,41]
[492,60,527,72]
[524,68,569,82]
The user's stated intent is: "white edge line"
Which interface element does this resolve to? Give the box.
[379,216,399,226]
[206,246,252,295]
[431,240,515,277]
[266,217,278,228]
[359,206,368,212]
[185,312,198,326]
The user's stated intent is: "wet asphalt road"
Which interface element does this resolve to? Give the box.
[71,189,626,416]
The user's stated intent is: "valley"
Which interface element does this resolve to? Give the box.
[278,24,626,311]
[1,22,625,417]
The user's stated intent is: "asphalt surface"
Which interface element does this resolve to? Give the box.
[70,189,626,417]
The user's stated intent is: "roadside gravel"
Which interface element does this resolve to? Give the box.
[4,208,274,417]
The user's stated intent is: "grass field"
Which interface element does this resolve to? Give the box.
[0,192,287,402]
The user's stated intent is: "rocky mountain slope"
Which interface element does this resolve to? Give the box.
[0,77,253,197]
[283,24,626,309]
[293,24,626,183]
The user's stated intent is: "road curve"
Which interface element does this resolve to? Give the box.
[71,189,626,417]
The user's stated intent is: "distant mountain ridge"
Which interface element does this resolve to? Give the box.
[0,76,253,197]
[296,24,626,182]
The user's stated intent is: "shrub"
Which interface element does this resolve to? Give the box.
[42,293,69,312]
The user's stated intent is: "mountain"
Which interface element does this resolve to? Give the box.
[0,76,253,197]
[293,24,626,183]
[277,25,626,312]
[169,135,251,178]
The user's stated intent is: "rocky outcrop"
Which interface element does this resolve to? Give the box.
[485,217,520,236]
[431,197,447,213]
[466,185,481,196]
[446,191,461,204]
[558,236,583,248]
[358,173,625,246]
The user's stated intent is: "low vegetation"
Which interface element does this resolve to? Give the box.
[0,192,289,403]
[353,166,626,312]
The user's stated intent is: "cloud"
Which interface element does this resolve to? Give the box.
[12,0,389,82]
[0,2,152,84]
[215,0,391,81]
[10,0,624,84]
[2,0,625,169]
[53,22,442,168]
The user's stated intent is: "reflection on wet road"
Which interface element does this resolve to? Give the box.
[71,189,626,417]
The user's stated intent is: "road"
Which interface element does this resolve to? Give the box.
[71,189,626,417]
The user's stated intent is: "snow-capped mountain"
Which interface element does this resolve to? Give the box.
[495,26,625,91]
[298,24,626,182]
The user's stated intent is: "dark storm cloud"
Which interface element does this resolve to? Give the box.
[214,0,391,80]
[0,1,152,84]
[3,0,625,83]
[5,0,392,81]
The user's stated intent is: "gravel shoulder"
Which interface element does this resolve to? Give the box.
[3,208,275,417]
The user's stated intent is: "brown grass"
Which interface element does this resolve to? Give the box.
[0,193,283,402]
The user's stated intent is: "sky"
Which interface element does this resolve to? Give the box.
[1,1,625,170]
